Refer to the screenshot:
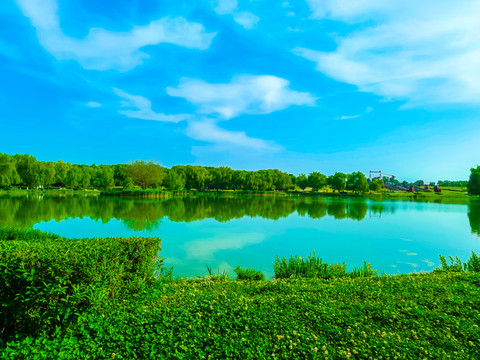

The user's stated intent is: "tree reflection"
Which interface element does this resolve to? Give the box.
[0,195,397,231]
[468,202,480,237]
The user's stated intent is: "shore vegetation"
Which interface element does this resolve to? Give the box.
[1,227,479,359]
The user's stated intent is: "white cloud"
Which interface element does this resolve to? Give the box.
[298,0,480,105]
[186,119,280,151]
[214,0,238,15]
[16,0,216,71]
[114,88,190,123]
[233,12,259,29]
[167,75,316,119]
[212,0,259,29]
[336,115,360,120]
[86,101,102,108]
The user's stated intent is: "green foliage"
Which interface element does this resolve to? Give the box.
[165,168,186,191]
[346,171,369,193]
[0,154,20,188]
[0,228,162,344]
[296,173,308,190]
[369,178,384,191]
[0,227,60,241]
[273,253,373,279]
[2,272,480,359]
[307,171,327,191]
[438,252,480,272]
[234,266,265,281]
[328,172,346,192]
[127,160,166,189]
[468,166,480,195]
[1,228,480,359]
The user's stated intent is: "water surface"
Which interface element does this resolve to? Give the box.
[2,194,479,278]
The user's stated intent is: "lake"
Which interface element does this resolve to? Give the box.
[2,194,479,278]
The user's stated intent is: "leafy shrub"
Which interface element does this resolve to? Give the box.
[0,227,60,241]
[274,253,378,279]
[0,230,162,345]
[274,253,348,279]
[438,251,480,272]
[350,261,378,277]
[234,266,265,281]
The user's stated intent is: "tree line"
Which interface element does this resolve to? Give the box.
[0,152,469,193]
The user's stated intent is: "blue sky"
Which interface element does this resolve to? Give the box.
[1,0,480,181]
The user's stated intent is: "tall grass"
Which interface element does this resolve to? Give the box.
[438,251,480,272]
[273,252,377,279]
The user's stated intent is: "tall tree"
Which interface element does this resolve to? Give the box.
[296,173,308,190]
[14,154,41,188]
[0,154,20,188]
[92,166,115,190]
[127,160,166,189]
[369,178,384,191]
[165,168,186,191]
[347,172,369,193]
[307,172,327,191]
[468,166,480,195]
[328,172,346,192]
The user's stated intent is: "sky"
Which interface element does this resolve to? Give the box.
[1,0,480,181]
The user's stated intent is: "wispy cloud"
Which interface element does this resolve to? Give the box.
[114,88,190,123]
[16,0,216,71]
[86,101,101,108]
[298,0,480,105]
[336,114,361,120]
[186,119,280,151]
[167,75,316,119]
[212,0,259,29]
[167,74,314,150]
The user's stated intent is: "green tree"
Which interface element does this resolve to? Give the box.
[296,173,308,191]
[210,166,233,189]
[0,154,20,188]
[65,168,81,189]
[55,160,70,186]
[347,172,369,193]
[166,169,186,191]
[39,162,56,188]
[468,166,480,195]
[307,172,327,192]
[92,166,115,190]
[127,160,166,189]
[14,154,41,188]
[369,178,384,191]
[329,172,346,192]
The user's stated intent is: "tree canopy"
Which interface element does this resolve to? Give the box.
[468,166,480,195]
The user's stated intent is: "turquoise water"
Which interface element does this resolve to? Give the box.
[2,195,479,278]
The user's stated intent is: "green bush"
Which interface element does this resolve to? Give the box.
[0,227,60,241]
[234,266,265,281]
[0,231,162,345]
[438,251,480,272]
[274,253,348,279]
[274,253,378,279]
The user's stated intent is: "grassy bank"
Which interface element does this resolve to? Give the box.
[1,228,480,359]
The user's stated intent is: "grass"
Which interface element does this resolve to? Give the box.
[1,228,480,359]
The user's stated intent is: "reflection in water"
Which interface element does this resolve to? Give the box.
[468,202,480,236]
[0,194,478,235]
[2,194,479,277]
[0,195,398,230]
